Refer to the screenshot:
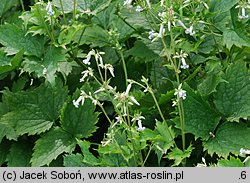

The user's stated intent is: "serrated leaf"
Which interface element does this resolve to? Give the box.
[0,123,17,143]
[154,121,175,164]
[0,24,44,57]
[165,145,193,166]
[23,46,66,84]
[214,61,250,121]
[7,140,33,167]
[0,0,19,17]
[0,80,68,137]
[0,49,24,74]
[204,122,250,158]
[181,84,221,140]
[31,127,76,167]
[77,140,100,166]
[217,157,244,167]
[223,29,250,49]
[64,154,86,167]
[61,90,99,138]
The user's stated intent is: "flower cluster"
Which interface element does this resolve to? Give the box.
[172,83,187,106]
[236,1,250,19]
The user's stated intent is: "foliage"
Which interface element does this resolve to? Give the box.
[0,0,250,167]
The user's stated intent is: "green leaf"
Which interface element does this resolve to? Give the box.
[0,49,24,74]
[77,25,110,47]
[0,24,44,57]
[198,61,223,96]
[54,0,111,15]
[23,46,66,84]
[165,145,193,166]
[61,90,99,138]
[0,139,11,165]
[31,127,76,167]
[126,40,158,63]
[204,122,250,158]
[78,140,100,166]
[182,84,221,140]
[153,120,175,164]
[210,0,238,13]
[0,80,68,137]
[64,154,86,167]
[217,157,244,167]
[0,123,17,143]
[6,140,33,167]
[214,61,250,121]
[223,29,250,49]
[0,0,19,17]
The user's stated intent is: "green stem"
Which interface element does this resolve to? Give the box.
[118,49,128,87]
[142,144,153,167]
[150,89,176,146]
[19,0,25,11]
[73,0,77,23]
[59,0,67,23]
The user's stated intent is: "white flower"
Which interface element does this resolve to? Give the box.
[148,30,158,40]
[73,91,86,108]
[132,113,145,123]
[105,64,115,77]
[180,57,189,69]
[178,20,195,36]
[146,0,151,9]
[136,5,143,12]
[101,139,111,146]
[173,50,189,69]
[240,148,250,156]
[80,68,93,82]
[124,0,133,9]
[137,120,146,131]
[83,50,95,65]
[185,25,195,36]
[239,7,249,19]
[42,67,47,76]
[158,24,165,38]
[196,157,207,167]
[174,83,187,100]
[46,1,54,16]
[160,0,165,7]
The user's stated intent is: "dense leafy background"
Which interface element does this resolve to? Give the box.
[0,0,250,167]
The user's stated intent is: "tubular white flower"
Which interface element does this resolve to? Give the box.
[46,1,54,16]
[240,148,250,156]
[137,120,146,131]
[148,30,158,40]
[180,57,189,69]
[146,0,151,9]
[136,5,143,12]
[129,96,140,106]
[185,25,195,36]
[160,0,165,7]
[174,83,187,100]
[239,7,249,19]
[80,68,93,82]
[178,20,195,36]
[125,83,132,96]
[124,0,133,9]
[158,24,165,38]
[105,64,115,77]
[73,95,85,108]
[83,50,95,65]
